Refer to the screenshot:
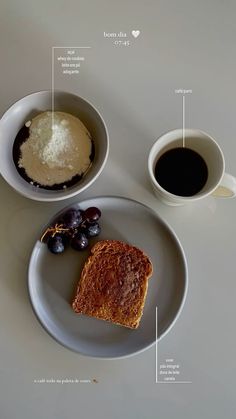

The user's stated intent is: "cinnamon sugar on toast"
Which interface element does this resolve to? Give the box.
[72,240,153,329]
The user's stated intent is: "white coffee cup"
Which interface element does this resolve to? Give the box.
[148,129,236,206]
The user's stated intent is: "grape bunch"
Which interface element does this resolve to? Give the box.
[41,207,102,254]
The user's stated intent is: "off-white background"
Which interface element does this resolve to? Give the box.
[0,1,235,418]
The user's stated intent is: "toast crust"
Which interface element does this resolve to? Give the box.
[72,240,153,329]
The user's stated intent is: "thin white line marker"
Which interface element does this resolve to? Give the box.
[155,307,158,383]
[155,306,192,384]
[157,381,192,384]
[51,48,54,128]
[52,46,91,49]
[51,46,91,126]
[183,94,185,147]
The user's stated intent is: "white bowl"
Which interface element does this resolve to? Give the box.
[0,90,109,201]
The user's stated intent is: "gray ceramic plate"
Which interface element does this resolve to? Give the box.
[28,196,188,358]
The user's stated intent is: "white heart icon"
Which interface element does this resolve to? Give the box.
[132,30,140,38]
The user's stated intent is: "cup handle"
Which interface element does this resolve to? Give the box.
[212,173,236,198]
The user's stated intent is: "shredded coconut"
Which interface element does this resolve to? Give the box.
[19,111,92,186]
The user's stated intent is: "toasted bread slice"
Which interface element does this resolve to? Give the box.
[72,240,153,329]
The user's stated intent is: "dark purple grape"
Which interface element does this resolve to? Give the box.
[62,209,82,229]
[79,209,85,221]
[84,207,101,223]
[47,235,65,254]
[71,232,88,251]
[61,233,71,247]
[84,222,101,238]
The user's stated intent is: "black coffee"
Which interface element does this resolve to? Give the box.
[154,147,208,197]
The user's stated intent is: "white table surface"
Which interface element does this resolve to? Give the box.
[0,1,236,418]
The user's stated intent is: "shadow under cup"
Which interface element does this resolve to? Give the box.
[149,129,225,203]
